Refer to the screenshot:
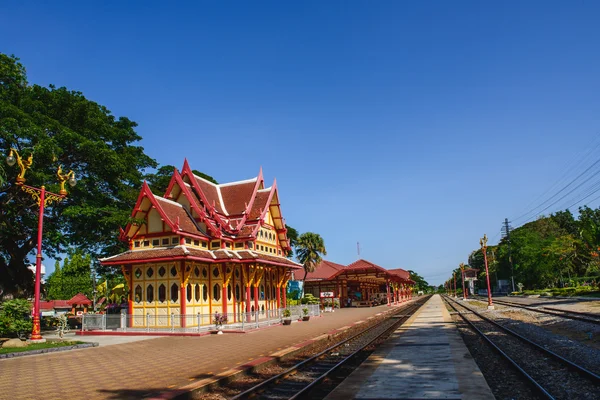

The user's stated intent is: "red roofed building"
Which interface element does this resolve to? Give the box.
[100,161,302,328]
[304,259,414,307]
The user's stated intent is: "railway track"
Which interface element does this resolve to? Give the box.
[444,295,600,400]
[483,298,600,325]
[229,296,430,400]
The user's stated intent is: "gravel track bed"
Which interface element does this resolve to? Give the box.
[445,301,542,400]
[194,302,422,400]
[451,300,600,400]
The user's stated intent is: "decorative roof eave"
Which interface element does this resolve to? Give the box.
[100,248,302,269]
[165,168,222,238]
[122,181,177,239]
[232,167,263,233]
[180,159,231,234]
[259,180,291,252]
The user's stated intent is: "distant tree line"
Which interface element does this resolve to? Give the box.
[458,207,600,291]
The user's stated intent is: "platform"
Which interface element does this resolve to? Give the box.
[325,294,494,400]
[0,303,409,400]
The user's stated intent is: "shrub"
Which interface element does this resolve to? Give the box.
[283,309,291,318]
[300,294,319,305]
[302,308,309,316]
[0,299,33,338]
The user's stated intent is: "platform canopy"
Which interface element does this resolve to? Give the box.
[306,259,414,286]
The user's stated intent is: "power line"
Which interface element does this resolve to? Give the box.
[513,157,600,224]
[510,134,600,222]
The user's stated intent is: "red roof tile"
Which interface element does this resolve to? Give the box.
[248,190,271,220]
[155,197,200,234]
[305,260,346,281]
[220,180,256,216]
[100,247,302,269]
[194,176,225,214]
[67,293,92,306]
[388,268,410,281]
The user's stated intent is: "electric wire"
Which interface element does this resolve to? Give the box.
[518,168,600,224]
[510,134,600,223]
[513,157,600,224]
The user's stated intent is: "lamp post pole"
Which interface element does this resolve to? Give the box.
[460,263,467,300]
[6,149,76,342]
[480,234,494,310]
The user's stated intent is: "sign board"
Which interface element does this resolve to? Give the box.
[320,292,334,298]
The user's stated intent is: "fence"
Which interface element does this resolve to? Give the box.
[81,304,320,333]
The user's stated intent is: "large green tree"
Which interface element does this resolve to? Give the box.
[0,54,157,298]
[295,232,327,296]
[45,249,93,300]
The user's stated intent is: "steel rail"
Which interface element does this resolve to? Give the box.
[480,298,600,325]
[447,296,600,381]
[230,297,429,400]
[443,296,554,399]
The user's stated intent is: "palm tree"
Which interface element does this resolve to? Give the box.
[296,232,327,298]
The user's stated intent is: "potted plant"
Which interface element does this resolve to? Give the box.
[324,300,333,313]
[282,309,292,325]
[213,312,228,334]
[302,308,310,321]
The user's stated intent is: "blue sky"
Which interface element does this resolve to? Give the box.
[2,1,600,285]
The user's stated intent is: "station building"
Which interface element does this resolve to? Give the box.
[304,259,414,307]
[100,160,302,328]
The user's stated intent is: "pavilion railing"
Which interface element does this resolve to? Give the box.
[81,304,320,333]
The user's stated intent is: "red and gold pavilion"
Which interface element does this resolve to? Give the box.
[100,160,302,328]
[304,259,414,307]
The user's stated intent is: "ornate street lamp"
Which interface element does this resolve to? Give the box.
[460,262,467,300]
[6,148,76,342]
[480,234,494,310]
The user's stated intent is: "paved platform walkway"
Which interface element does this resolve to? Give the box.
[325,295,493,400]
[0,304,406,400]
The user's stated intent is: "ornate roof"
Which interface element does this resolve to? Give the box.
[120,160,291,252]
[304,259,413,284]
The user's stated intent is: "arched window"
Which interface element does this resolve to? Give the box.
[213,267,220,278]
[213,284,221,301]
[158,266,166,277]
[227,284,232,301]
[186,284,192,302]
[146,267,154,278]
[235,284,241,301]
[147,284,155,303]
[158,284,166,303]
[195,284,200,302]
[171,283,179,302]
[250,284,255,300]
[260,285,265,300]
[202,268,208,278]
[202,284,208,302]
[194,266,200,277]
[135,268,142,279]
[135,285,142,303]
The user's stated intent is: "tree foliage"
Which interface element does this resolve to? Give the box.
[408,270,429,292]
[296,232,327,295]
[0,53,157,298]
[463,207,600,291]
[45,249,93,300]
[0,298,32,338]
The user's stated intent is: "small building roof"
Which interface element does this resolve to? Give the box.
[305,260,347,281]
[39,300,71,311]
[67,293,92,306]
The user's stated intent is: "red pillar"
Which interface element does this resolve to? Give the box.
[254,284,259,314]
[283,283,287,308]
[128,266,133,327]
[386,281,391,306]
[180,262,186,327]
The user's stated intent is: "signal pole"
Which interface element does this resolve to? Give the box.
[503,218,515,292]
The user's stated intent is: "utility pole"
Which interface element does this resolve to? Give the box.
[502,218,515,292]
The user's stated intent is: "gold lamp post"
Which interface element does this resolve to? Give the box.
[6,148,76,342]
[480,234,494,310]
